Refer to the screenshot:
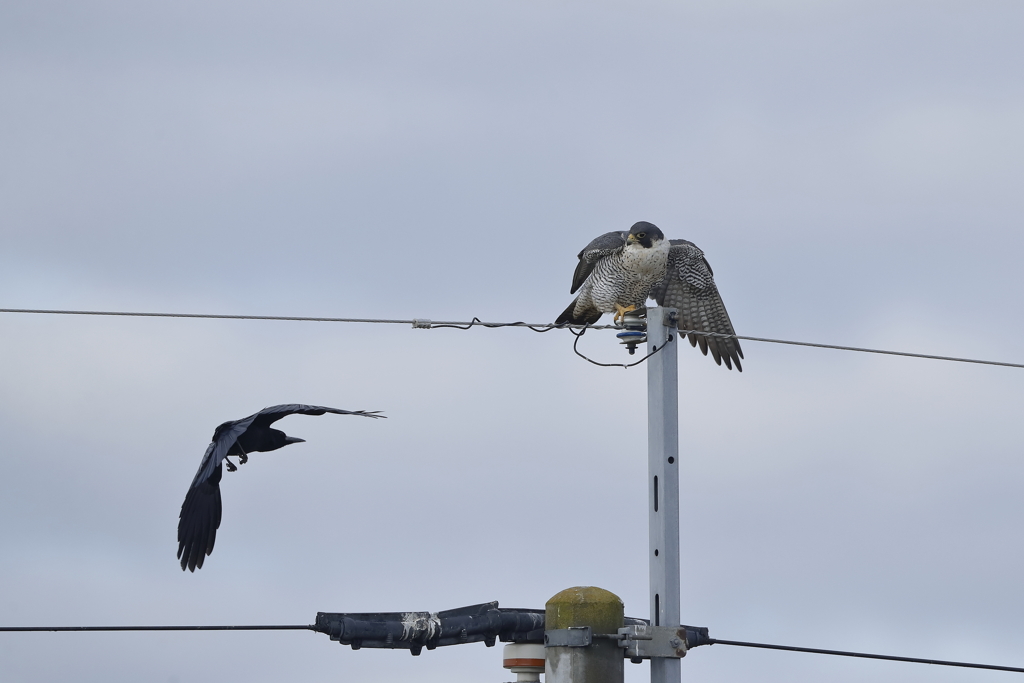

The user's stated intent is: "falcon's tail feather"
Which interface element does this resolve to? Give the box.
[556,297,602,326]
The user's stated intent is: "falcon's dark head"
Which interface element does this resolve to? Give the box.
[626,221,665,249]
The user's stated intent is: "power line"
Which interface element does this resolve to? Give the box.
[0,624,312,632]
[3,623,1023,674]
[715,332,1024,369]
[709,638,1024,674]
[0,309,585,329]
[1,307,1022,369]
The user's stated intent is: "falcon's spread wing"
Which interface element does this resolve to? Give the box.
[651,239,743,371]
[177,404,384,571]
[569,231,628,294]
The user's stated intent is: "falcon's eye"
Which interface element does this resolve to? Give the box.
[637,232,646,239]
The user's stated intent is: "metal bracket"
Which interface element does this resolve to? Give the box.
[544,627,593,648]
[544,623,697,660]
[618,624,687,661]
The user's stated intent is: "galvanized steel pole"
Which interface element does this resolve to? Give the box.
[647,308,681,683]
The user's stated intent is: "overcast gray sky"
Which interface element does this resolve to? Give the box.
[1,1,1023,681]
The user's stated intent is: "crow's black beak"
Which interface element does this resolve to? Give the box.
[285,436,306,444]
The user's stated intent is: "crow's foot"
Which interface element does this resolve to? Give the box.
[225,457,238,472]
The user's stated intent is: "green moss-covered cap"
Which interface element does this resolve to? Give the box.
[545,586,624,634]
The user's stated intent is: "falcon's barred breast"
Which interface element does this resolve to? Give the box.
[555,221,670,326]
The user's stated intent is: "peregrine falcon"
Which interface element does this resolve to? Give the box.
[556,222,743,371]
[177,404,384,572]
[650,239,743,371]
[555,221,670,326]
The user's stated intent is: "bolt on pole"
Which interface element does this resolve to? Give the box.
[647,308,681,683]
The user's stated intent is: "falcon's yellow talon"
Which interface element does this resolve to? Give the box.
[613,304,637,326]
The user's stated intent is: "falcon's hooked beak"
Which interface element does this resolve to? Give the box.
[285,436,306,445]
[626,233,638,243]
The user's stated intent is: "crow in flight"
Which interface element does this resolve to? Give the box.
[177,404,384,571]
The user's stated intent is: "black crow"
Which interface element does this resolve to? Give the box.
[177,404,384,572]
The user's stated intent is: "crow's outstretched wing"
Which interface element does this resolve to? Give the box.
[176,413,260,571]
[247,404,384,430]
[569,231,627,294]
[177,404,384,571]
[177,460,223,572]
[188,405,383,491]
[651,240,743,371]
[190,418,258,491]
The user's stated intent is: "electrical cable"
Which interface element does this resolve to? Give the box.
[570,325,666,368]
[426,316,558,332]
[4,623,1023,674]
[679,329,1024,370]
[0,625,312,632]
[709,638,1024,674]
[1,307,1022,369]
[0,309,606,331]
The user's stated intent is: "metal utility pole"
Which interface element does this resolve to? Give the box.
[647,307,680,683]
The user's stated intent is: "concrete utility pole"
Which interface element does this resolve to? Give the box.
[544,587,625,683]
[647,308,681,683]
